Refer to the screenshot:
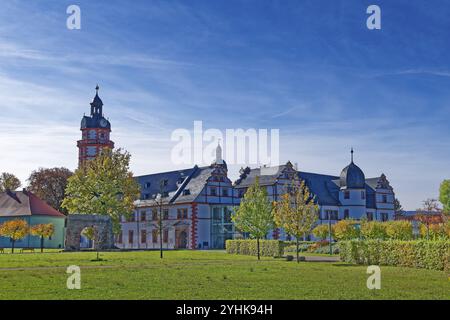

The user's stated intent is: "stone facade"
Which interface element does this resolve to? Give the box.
[65,214,115,250]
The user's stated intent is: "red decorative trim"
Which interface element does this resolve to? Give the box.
[190,203,198,250]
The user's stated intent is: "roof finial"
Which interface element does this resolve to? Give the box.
[95,84,99,94]
[351,147,354,163]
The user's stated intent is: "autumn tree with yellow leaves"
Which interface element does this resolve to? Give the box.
[30,223,55,253]
[0,219,29,253]
[273,180,319,263]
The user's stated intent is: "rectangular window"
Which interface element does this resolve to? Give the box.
[382,195,387,203]
[129,213,136,222]
[152,209,158,221]
[210,187,217,196]
[140,211,146,222]
[344,209,350,219]
[141,230,147,243]
[381,213,389,221]
[117,231,123,243]
[128,230,133,244]
[367,212,373,221]
[361,191,366,200]
[177,208,188,219]
[163,230,169,243]
[222,188,229,197]
[152,230,158,243]
[344,191,350,199]
[163,209,169,220]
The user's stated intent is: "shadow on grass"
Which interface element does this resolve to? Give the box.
[331,263,360,267]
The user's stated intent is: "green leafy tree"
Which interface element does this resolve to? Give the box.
[232,177,274,260]
[333,219,360,241]
[0,172,21,192]
[439,179,450,214]
[273,180,319,262]
[62,148,141,233]
[361,221,387,240]
[27,167,73,214]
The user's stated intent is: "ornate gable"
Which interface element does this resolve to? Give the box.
[376,173,393,191]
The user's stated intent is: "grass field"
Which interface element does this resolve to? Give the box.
[0,250,448,300]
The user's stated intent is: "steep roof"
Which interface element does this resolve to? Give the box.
[135,165,220,206]
[0,190,65,218]
[299,172,341,206]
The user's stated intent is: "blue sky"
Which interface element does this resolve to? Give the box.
[0,0,449,209]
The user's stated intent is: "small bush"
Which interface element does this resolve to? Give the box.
[339,240,449,271]
[225,240,284,257]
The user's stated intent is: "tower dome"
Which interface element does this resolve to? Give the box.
[339,148,365,189]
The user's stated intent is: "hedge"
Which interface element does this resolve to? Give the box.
[226,240,284,257]
[339,240,450,271]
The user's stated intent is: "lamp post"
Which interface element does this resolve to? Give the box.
[328,212,332,255]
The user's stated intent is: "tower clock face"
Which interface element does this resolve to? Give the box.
[100,119,108,128]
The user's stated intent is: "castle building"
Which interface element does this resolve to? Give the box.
[234,149,395,240]
[77,85,114,167]
[118,144,238,250]
[117,147,395,248]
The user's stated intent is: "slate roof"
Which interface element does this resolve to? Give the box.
[234,165,288,188]
[0,190,65,218]
[234,163,384,208]
[135,165,216,206]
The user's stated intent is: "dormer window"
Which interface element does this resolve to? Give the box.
[183,189,190,196]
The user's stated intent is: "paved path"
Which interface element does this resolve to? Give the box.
[304,255,340,262]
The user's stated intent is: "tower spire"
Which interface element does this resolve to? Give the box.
[351,147,354,163]
[215,139,223,165]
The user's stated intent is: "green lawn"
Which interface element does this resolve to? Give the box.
[0,250,448,300]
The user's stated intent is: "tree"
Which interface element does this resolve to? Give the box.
[333,219,360,241]
[0,220,29,253]
[232,177,274,260]
[273,180,319,263]
[385,221,413,240]
[27,167,73,214]
[361,221,387,240]
[62,148,141,234]
[81,226,102,261]
[0,172,21,192]
[312,224,332,240]
[394,198,404,218]
[439,180,450,214]
[416,198,443,240]
[30,223,55,253]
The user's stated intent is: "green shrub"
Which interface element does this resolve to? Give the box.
[339,240,449,271]
[225,240,284,257]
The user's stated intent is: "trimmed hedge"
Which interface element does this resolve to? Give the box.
[226,240,284,257]
[339,240,450,271]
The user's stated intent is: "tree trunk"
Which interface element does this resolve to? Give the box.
[296,238,299,263]
[257,237,260,260]
[40,236,44,253]
[11,239,15,254]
